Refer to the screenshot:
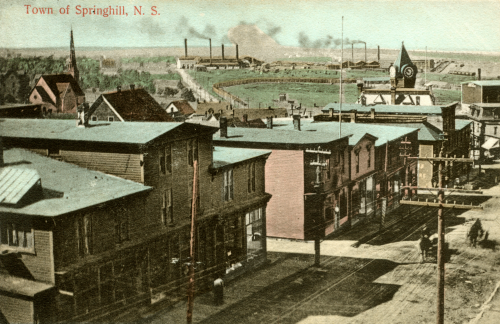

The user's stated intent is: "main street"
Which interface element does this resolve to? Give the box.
[141,174,500,324]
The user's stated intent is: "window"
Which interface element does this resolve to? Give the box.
[166,144,172,173]
[161,189,173,225]
[223,168,234,201]
[248,162,256,193]
[355,149,360,174]
[159,148,166,175]
[0,222,33,250]
[246,208,263,258]
[76,214,92,256]
[187,139,198,167]
[115,208,129,243]
[91,116,98,121]
[367,144,372,168]
[108,116,114,122]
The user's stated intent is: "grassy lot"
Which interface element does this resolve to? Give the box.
[433,89,462,105]
[225,83,359,108]
[347,70,388,79]
[121,56,177,64]
[411,51,500,62]
[188,69,342,99]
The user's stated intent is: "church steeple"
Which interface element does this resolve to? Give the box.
[392,42,417,88]
[68,29,79,84]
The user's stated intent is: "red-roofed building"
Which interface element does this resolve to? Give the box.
[89,86,174,122]
[28,74,85,114]
[165,100,195,120]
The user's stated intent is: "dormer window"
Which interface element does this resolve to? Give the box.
[108,116,114,122]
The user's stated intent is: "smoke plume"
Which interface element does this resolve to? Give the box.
[176,16,217,40]
[298,33,365,48]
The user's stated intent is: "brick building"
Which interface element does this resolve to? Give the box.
[0,118,271,322]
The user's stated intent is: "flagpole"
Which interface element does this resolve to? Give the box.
[339,16,343,138]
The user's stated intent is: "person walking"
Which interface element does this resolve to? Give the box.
[468,218,484,248]
[213,277,224,306]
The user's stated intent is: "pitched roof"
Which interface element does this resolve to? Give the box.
[34,86,54,104]
[96,88,174,122]
[394,42,414,75]
[455,119,472,130]
[368,122,442,141]
[212,146,271,169]
[0,148,151,217]
[39,74,84,96]
[322,103,442,115]
[167,100,195,115]
[0,119,204,145]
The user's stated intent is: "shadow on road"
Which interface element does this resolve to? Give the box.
[198,254,401,324]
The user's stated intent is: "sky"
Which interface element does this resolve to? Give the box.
[0,0,499,52]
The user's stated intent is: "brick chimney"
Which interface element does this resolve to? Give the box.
[266,117,273,129]
[370,108,375,119]
[293,115,301,131]
[219,116,228,138]
[329,108,334,117]
[350,109,357,123]
[242,114,248,123]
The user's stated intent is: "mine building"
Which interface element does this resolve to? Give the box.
[0,118,272,322]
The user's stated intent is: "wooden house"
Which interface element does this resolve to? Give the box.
[28,74,85,114]
[88,86,174,122]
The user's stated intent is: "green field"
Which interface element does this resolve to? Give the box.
[224,83,359,108]
[433,89,462,105]
[121,56,177,64]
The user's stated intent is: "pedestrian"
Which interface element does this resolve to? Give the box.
[419,225,432,263]
[213,277,224,306]
[468,218,484,248]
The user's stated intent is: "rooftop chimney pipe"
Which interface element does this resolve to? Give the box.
[222,44,225,60]
[184,39,187,58]
[293,115,301,131]
[209,38,212,65]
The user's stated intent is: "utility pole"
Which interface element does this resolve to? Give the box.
[339,16,343,138]
[187,160,198,324]
[401,149,480,324]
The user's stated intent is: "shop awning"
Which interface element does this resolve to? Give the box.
[482,138,500,150]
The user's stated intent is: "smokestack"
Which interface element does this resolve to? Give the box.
[377,46,380,62]
[236,44,239,60]
[184,39,187,58]
[219,117,228,138]
[222,44,225,60]
[209,38,212,65]
[478,68,481,81]
[364,43,367,62]
[293,115,301,131]
[352,44,354,65]
[266,117,273,129]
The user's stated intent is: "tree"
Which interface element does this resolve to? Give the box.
[164,87,179,97]
[181,88,196,102]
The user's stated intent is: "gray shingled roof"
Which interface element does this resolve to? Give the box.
[0,148,151,217]
[212,146,271,169]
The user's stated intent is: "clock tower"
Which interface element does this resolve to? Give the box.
[393,42,417,88]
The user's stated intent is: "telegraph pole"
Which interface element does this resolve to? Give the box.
[187,160,198,324]
[339,16,344,138]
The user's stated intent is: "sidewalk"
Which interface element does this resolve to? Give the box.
[176,69,218,103]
